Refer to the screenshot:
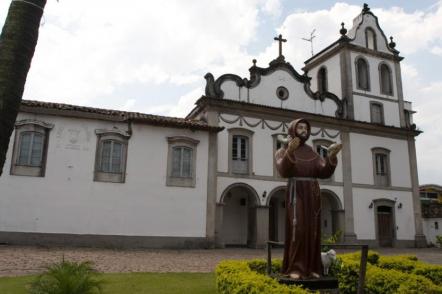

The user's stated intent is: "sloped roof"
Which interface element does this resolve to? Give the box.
[20,100,223,132]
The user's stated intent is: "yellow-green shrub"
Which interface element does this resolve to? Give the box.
[215,260,310,294]
[365,265,442,293]
[413,263,442,286]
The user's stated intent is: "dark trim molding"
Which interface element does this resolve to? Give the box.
[0,231,212,249]
[353,91,398,103]
[194,96,421,139]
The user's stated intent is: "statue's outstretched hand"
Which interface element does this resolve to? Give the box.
[287,137,301,154]
[328,143,342,159]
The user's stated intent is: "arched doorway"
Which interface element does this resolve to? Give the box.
[267,187,286,242]
[320,190,344,239]
[220,183,260,247]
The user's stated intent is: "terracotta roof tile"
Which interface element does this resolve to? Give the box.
[20,100,223,132]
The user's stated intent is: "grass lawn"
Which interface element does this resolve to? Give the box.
[0,272,216,294]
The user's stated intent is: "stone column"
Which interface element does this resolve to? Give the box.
[394,61,406,128]
[340,48,354,120]
[341,131,357,243]
[255,206,269,249]
[407,137,427,247]
[206,110,218,248]
[215,203,225,248]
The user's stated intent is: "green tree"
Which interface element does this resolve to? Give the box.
[0,0,47,176]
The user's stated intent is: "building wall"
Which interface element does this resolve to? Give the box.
[353,189,415,240]
[307,53,342,98]
[422,218,442,245]
[0,113,210,238]
[349,133,411,187]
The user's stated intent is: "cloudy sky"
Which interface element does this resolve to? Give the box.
[0,0,441,184]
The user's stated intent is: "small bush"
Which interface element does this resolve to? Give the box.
[29,260,103,294]
[376,255,418,272]
[436,235,442,247]
[215,260,310,294]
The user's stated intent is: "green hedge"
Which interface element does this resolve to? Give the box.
[336,252,442,294]
[215,260,310,294]
[216,253,442,294]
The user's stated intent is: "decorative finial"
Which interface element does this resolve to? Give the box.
[389,36,396,49]
[340,22,347,36]
[273,34,287,57]
[362,3,370,13]
[252,59,257,66]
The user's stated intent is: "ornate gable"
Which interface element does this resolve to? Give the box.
[204,41,344,118]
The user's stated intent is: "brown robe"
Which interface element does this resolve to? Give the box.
[275,119,337,278]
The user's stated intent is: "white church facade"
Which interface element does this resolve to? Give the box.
[0,4,427,248]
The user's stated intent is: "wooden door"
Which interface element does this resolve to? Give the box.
[377,206,393,247]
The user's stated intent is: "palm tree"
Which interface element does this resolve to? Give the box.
[0,0,47,176]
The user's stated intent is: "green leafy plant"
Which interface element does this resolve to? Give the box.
[436,235,442,248]
[29,260,103,294]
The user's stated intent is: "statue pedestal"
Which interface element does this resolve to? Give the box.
[273,275,339,293]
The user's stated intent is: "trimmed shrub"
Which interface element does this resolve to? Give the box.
[215,260,310,294]
[413,263,442,286]
[247,259,282,275]
[376,255,418,272]
[365,265,442,294]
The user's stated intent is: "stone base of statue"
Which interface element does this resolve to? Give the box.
[272,274,339,293]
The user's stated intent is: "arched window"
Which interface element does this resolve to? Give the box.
[365,27,377,50]
[356,57,370,91]
[11,119,53,177]
[379,63,393,95]
[317,67,328,93]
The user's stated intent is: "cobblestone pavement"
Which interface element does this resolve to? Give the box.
[0,245,441,277]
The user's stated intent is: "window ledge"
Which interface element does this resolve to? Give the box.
[166,176,195,188]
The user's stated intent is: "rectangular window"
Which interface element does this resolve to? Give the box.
[171,146,193,178]
[371,103,383,124]
[232,135,248,174]
[17,132,44,167]
[374,152,389,186]
[99,140,123,173]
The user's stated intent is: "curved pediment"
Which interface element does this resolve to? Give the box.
[204,58,344,118]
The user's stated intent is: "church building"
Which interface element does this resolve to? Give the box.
[0,4,427,248]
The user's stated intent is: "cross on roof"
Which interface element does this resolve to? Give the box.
[274,34,287,57]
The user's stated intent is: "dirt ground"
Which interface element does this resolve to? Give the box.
[0,245,441,277]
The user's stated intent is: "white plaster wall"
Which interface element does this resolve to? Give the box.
[353,188,415,240]
[307,53,343,98]
[353,94,401,127]
[217,113,343,182]
[422,218,442,245]
[350,52,398,100]
[348,13,391,54]
[350,133,411,187]
[0,113,210,237]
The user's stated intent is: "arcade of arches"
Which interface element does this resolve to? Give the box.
[216,184,345,248]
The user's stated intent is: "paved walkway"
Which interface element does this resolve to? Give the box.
[0,245,441,277]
